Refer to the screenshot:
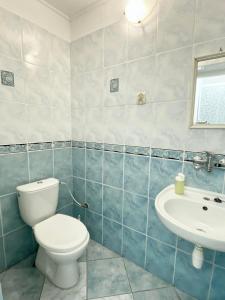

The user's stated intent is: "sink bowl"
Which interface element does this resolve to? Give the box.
[155,185,225,252]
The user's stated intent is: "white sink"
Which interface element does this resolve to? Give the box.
[155,185,225,252]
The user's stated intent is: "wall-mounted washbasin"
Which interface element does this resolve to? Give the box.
[155,185,225,268]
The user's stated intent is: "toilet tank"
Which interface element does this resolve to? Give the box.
[17,178,59,227]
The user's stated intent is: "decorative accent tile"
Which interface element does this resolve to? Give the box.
[1,70,14,87]
[0,144,27,154]
[53,141,71,149]
[151,148,183,161]
[104,143,124,153]
[86,142,103,150]
[28,142,52,151]
[183,151,207,162]
[72,140,85,148]
[125,145,150,156]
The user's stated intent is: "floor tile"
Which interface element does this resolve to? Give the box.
[87,240,119,261]
[124,259,168,292]
[176,289,197,300]
[92,295,133,300]
[133,287,180,300]
[87,258,130,299]
[40,262,86,300]
[2,265,44,300]
[78,249,87,262]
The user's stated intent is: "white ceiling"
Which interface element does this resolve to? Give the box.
[43,0,101,18]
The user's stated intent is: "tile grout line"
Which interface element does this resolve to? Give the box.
[172,236,178,285]
[144,146,151,268]
[121,144,126,256]
[101,144,104,245]
[207,251,216,300]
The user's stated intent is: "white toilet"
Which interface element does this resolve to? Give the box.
[16,178,89,289]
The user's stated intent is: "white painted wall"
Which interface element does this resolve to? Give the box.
[71,0,126,41]
[0,0,71,41]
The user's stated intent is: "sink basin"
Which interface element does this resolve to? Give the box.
[155,185,225,252]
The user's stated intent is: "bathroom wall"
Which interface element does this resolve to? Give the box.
[71,1,225,299]
[0,6,71,145]
[0,6,72,272]
[0,142,74,271]
[71,0,225,154]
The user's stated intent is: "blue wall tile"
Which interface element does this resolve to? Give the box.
[73,177,85,203]
[149,158,182,199]
[103,218,122,255]
[54,148,72,180]
[86,149,103,182]
[57,176,73,210]
[0,153,29,195]
[86,181,102,214]
[209,266,225,300]
[0,238,5,272]
[4,226,34,268]
[215,251,225,268]
[146,238,175,284]
[29,150,53,182]
[124,154,149,196]
[123,192,148,234]
[122,227,146,268]
[0,193,25,234]
[103,151,123,188]
[183,162,224,193]
[174,250,212,300]
[86,210,102,244]
[73,205,85,223]
[57,204,74,217]
[72,147,85,178]
[177,238,214,263]
[103,186,122,223]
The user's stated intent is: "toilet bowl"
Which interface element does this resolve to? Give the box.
[34,214,89,289]
[16,178,89,289]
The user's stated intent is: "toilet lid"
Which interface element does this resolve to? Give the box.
[33,214,89,253]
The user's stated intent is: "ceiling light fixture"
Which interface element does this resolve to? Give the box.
[124,0,151,24]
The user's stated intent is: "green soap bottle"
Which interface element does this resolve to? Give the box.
[175,173,185,195]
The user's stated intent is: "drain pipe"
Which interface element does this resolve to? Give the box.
[192,245,204,269]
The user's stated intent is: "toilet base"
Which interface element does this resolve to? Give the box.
[35,247,80,289]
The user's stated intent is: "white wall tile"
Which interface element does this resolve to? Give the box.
[152,101,188,150]
[193,38,225,58]
[0,7,22,59]
[195,0,225,43]
[0,101,27,145]
[104,20,128,67]
[127,56,156,104]
[24,63,52,106]
[104,64,127,106]
[22,20,52,67]
[71,72,86,110]
[155,47,193,101]
[124,104,153,147]
[71,30,103,73]
[83,70,103,108]
[50,37,70,74]
[157,0,195,52]
[104,106,126,145]
[71,109,86,142]
[85,108,104,142]
[52,106,71,141]
[27,104,53,143]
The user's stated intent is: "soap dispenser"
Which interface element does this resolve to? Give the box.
[175,173,185,195]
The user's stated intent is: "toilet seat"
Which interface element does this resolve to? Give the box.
[33,214,89,253]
